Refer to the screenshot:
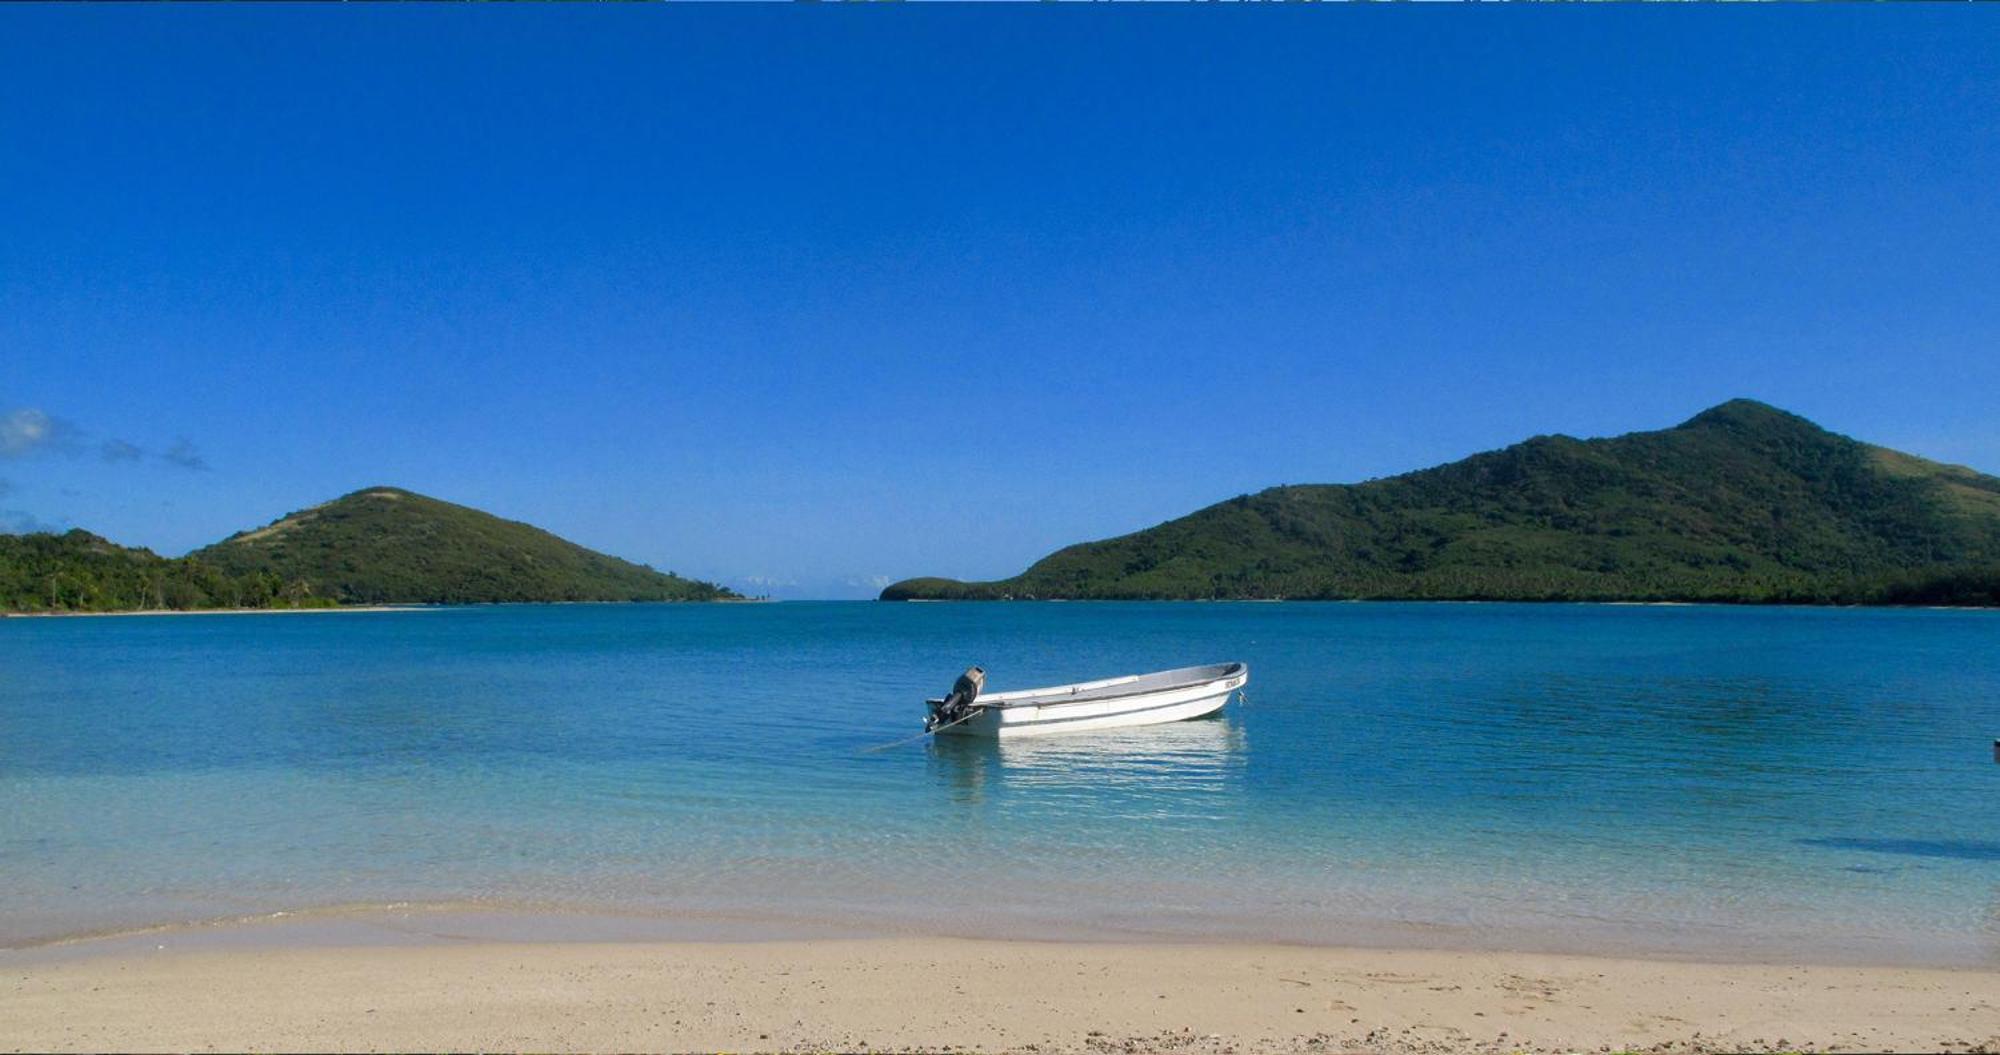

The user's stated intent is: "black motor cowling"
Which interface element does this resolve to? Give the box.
[925,666,986,732]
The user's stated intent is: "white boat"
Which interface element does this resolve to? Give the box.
[925,662,1247,739]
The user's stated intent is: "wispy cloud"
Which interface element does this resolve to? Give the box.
[732,573,899,599]
[161,438,209,471]
[0,508,63,535]
[0,408,81,459]
[0,406,211,471]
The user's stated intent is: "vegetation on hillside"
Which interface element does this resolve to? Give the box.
[2,487,735,613]
[0,530,332,613]
[881,400,2000,606]
[194,487,737,605]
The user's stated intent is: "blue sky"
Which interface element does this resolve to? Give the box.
[3,8,1997,598]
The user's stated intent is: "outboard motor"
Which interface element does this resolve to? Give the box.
[925,666,986,732]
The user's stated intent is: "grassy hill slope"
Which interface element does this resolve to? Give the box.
[881,401,2000,604]
[193,487,736,605]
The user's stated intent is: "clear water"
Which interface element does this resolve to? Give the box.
[3,602,1998,964]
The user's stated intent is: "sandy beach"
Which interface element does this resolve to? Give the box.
[6,932,1998,1054]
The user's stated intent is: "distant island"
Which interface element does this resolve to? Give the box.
[881,400,2000,606]
[1,487,737,614]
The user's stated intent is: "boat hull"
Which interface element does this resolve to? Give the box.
[935,663,1246,739]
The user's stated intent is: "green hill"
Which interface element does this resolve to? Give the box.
[0,529,326,613]
[193,487,737,605]
[2,487,735,613]
[881,400,2000,605]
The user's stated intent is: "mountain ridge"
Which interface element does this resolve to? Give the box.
[880,400,2000,605]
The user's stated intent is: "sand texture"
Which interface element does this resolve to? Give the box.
[6,937,1998,1053]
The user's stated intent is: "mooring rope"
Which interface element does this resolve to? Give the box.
[859,706,985,753]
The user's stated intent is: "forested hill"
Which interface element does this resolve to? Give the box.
[881,400,2000,605]
[194,488,736,605]
[2,487,735,613]
[0,530,325,613]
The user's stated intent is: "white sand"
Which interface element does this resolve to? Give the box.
[5,936,1997,1053]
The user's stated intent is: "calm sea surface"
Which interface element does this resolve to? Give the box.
[3,602,1997,963]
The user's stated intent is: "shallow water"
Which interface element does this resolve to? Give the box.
[3,602,1997,963]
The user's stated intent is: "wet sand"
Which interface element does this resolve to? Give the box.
[5,934,1997,1053]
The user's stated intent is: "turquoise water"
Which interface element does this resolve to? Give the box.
[3,602,1998,963]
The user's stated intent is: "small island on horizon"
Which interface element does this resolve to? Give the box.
[882,399,2000,608]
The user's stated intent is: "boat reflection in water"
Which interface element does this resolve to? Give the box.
[926,711,1248,806]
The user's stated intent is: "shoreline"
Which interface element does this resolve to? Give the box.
[880,595,2000,610]
[10,599,1996,616]
[0,604,429,618]
[5,923,1996,1053]
[1,599,775,618]
[8,897,1992,972]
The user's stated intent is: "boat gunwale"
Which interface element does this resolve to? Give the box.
[971,662,1246,711]
[976,687,1235,731]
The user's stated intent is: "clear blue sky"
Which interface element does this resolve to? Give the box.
[4,8,1997,598]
